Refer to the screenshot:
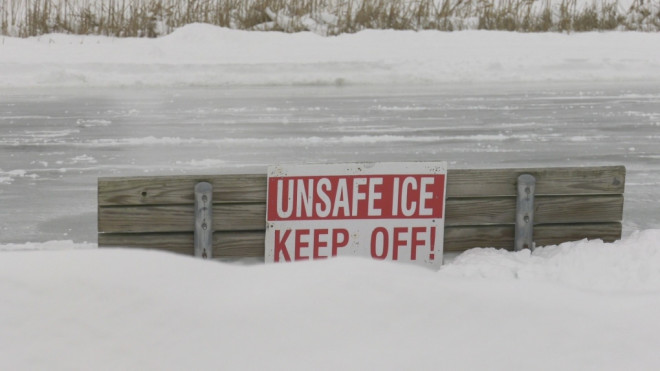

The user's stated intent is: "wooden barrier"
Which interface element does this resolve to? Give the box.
[98,166,625,258]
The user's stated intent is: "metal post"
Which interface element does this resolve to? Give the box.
[515,174,536,252]
[194,182,213,259]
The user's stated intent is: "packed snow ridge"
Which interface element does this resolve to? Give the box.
[2,230,660,370]
[1,24,660,87]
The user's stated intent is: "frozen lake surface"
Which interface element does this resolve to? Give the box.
[1,82,659,244]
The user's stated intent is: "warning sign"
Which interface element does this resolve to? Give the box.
[265,162,447,269]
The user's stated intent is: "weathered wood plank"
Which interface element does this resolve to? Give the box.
[446,166,625,198]
[98,166,626,206]
[98,195,624,233]
[447,194,624,226]
[215,232,265,257]
[98,222,622,257]
[99,204,267,233]
[98,232,263,257]
[98,233,195,255]
[98,174,267,206]
[533,223,622,247]
[444,223,622,251]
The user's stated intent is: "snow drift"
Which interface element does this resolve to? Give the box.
[2,22,660,370]
[2,231,660,370]
[1,24,660,87]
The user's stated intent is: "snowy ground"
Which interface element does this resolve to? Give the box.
[1,25,660,370]
[2,25,660,87]
[3,233,660,370]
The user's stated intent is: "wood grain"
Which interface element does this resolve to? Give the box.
[98,223,622,257]
[446,166,625,198]
[443,223,622,251]
[98,195,623,233]
[98,166,625,206]
[98,166,625,257]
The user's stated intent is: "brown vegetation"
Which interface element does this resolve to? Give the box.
[1,0,658,37]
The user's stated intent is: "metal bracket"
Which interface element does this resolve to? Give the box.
[194,182,213,259]
[515,174,536,252]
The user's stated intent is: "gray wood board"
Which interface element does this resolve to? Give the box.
[98,166,625,206]
[98,222,622,256]
[98,195,623,233]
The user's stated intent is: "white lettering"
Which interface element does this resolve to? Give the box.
[368,177,383,216]
[277,179,293,218]
[401,177,417,216]
[419,177,435,216]
[333,179,350,217]
[352,178,367,217]
[392,177,400,216]
[316,178,331,217]
[296,179,314,217]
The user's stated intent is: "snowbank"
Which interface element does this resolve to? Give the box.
[2,24,660,87]
[2,231,660,370]
[2,23,660,369]
[0,240,95,251]
[443,229,660,292]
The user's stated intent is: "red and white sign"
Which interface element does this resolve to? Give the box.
[265,162,447,269]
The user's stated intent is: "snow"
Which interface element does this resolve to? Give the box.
[0,240,95,251]
[0,168,39,184]
[2,24,660,369]
[2,24,660,87]
[443,230,660,292]
[2,232,660,370]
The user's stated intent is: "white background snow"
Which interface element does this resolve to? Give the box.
[1,24,660,370]
[2,24,660,87]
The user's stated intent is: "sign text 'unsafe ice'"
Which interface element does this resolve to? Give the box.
[265,162,447,269]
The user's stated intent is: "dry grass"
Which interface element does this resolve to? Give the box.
[1,0,659,37]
